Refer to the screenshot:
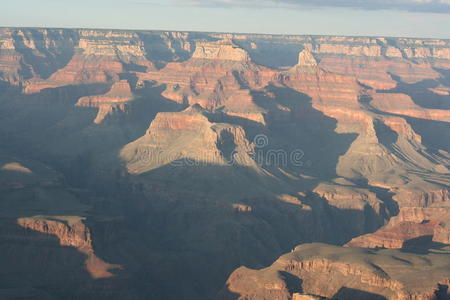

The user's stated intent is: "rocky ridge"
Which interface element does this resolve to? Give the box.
[219,243,450,300]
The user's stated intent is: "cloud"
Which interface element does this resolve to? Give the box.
[171,0,450,13]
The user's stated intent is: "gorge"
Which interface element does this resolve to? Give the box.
[0,28,449,300]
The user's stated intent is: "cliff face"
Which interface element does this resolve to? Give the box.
[371,93,450,122]
[136,39,274,126]
[17,30,154,94]
[0,27,449,300]
[76,80,134,123]
[17,216,121,279]
[346,206,450,249]
[120,104,257,174]
[219,243,450,300]
[0,28,79,84]
[192,39,251,61]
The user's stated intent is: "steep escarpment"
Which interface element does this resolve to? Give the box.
[120,104,258,174]
[76,80,134,123]
[284,49,361,107]
[233,34,447,89]
[346,204,450,249]
[310,37,446,90]
[22,30,154,94]
[0,28,79,84]
[0,214,138,300]
[192,39,252,61]
[137,31,195,68]
[17,216,121,279]
[138,39,273,124]
[370,93,450,122]
[219,243,450,300]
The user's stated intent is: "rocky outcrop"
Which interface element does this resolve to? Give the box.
[217,34,450,60]
[284,52,361,107]
[192,39,251,61]
[0,214,131,300]
[312,42,382,57]
[21,30,154,94]
[297,49,317,67]
[317,56,439,90]
[370,93,450,122]
[76,80,134,123]
[346,206,450,249]
[300,37,442,89]
[17,216,121,279]
[120,104,258,174]
[138,39,274,124]
[393,187,450,208]
[433,220,450,244]
[219,243,450,300]
[0,28,79,85]
[313,183,388,236]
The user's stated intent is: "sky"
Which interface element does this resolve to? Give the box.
[1,0,450,38]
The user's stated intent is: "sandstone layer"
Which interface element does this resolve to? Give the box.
[219,243,450,300]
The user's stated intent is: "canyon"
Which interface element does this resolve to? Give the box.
[0,27,449,300]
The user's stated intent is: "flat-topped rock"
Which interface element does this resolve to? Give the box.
[297,49,318,67]
[120,105,257,174]
[76,80,133,123]
[219,243,450,300]
[192,39,251,61]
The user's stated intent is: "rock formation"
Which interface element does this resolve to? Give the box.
[120,104,257,174]
[137,39,274,125]
[76,80,134,123]
[17,216,121,279]
[192,39,251,61]
[346,206,450,249]
[21,30,154,94]
[370,93,450,122]
[219,243,450,300]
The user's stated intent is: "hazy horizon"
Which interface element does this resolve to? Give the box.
[2,0,450,39]
[1,4,450,299]
[2,24,450,40]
